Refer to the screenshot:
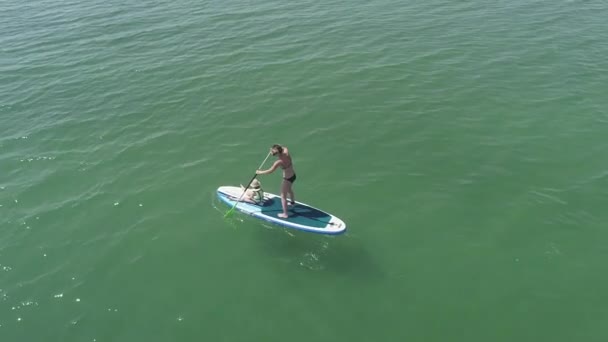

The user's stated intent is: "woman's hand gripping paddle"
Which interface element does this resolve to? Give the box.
[224,152,272,218]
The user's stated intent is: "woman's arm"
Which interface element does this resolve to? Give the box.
[256,160,281,175]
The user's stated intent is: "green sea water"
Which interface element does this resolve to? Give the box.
[2,0,608,341]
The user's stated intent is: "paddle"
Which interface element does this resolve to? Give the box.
[224,151,272,218]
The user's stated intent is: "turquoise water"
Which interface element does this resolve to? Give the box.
[2,0,608,341]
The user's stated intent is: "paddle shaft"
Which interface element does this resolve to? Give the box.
[225,152,272,216]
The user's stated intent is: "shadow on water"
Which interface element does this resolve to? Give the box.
[254,221,385,282]
[209,191,384,282]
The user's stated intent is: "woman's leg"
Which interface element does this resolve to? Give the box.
[278,180,290,218]
[287,182,295,205]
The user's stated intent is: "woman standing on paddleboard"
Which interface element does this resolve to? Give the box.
[256,144,296,218]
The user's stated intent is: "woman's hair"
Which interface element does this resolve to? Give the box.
[272,144,283,153]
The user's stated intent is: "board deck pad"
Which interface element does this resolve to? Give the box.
[216,186,346,235]
[259,198,332,228]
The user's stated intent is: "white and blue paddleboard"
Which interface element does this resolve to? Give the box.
[217,186,346,235]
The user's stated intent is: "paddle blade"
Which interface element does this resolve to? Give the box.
[224,207,235,218]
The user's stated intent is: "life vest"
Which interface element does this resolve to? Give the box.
[252,189,264,204]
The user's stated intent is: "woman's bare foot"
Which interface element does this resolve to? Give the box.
[278,213,289,219]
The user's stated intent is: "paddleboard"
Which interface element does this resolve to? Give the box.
[217,186,346,235]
